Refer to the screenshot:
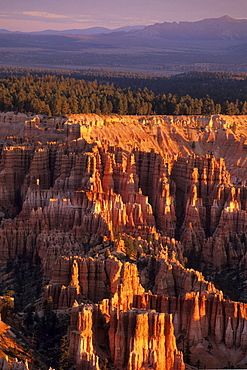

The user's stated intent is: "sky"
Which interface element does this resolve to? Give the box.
[0,0,247,32]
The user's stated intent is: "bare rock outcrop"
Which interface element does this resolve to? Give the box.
[2,114,247,368]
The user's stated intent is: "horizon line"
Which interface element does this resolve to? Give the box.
[1,14,246,34]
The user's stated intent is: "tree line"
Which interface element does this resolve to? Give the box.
[0,73,246,116]
[1,67,247,101]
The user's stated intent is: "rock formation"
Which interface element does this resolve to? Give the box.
[0,315,31,369]
[1,113,247,368]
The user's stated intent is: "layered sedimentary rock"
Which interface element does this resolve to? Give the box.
[0,316,31,369]
[109,310,184,370]
[2,113,247,368]
[68,257,185,370]
[68,304,100,370]
[66,251,247,368]
[0,358,29,370]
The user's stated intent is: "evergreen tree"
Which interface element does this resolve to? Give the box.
[58,336,71,370]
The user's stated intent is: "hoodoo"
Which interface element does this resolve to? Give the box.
[1,112,247,368]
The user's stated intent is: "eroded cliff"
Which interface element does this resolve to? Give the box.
[1,112,247,368]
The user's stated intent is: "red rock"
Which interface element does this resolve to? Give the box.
[68,303,100,370]
[2,113,247,368]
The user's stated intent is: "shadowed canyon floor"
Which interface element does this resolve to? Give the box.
[1,112,247,368]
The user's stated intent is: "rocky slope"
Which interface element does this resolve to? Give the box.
[0,316,32,370]
[1,112,247,368]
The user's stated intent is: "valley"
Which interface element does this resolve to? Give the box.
[0,16,247,73]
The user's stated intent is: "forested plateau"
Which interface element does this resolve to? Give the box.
[0,68,247,116]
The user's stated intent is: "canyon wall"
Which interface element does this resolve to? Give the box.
[1,112,247,368]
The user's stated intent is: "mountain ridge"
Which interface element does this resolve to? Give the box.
[131,15,247,40]
[0,24,146,35]
[0,15,246,73]
[1,15,246,40]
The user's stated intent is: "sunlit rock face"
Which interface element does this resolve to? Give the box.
[2,112,247,368]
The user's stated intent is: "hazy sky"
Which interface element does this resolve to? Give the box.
[1,0,247,32]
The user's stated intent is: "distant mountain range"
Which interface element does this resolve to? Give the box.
[0,25,146,35]
[0,16,246,74]
[132,15,247,40]
[0,15,246,40]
